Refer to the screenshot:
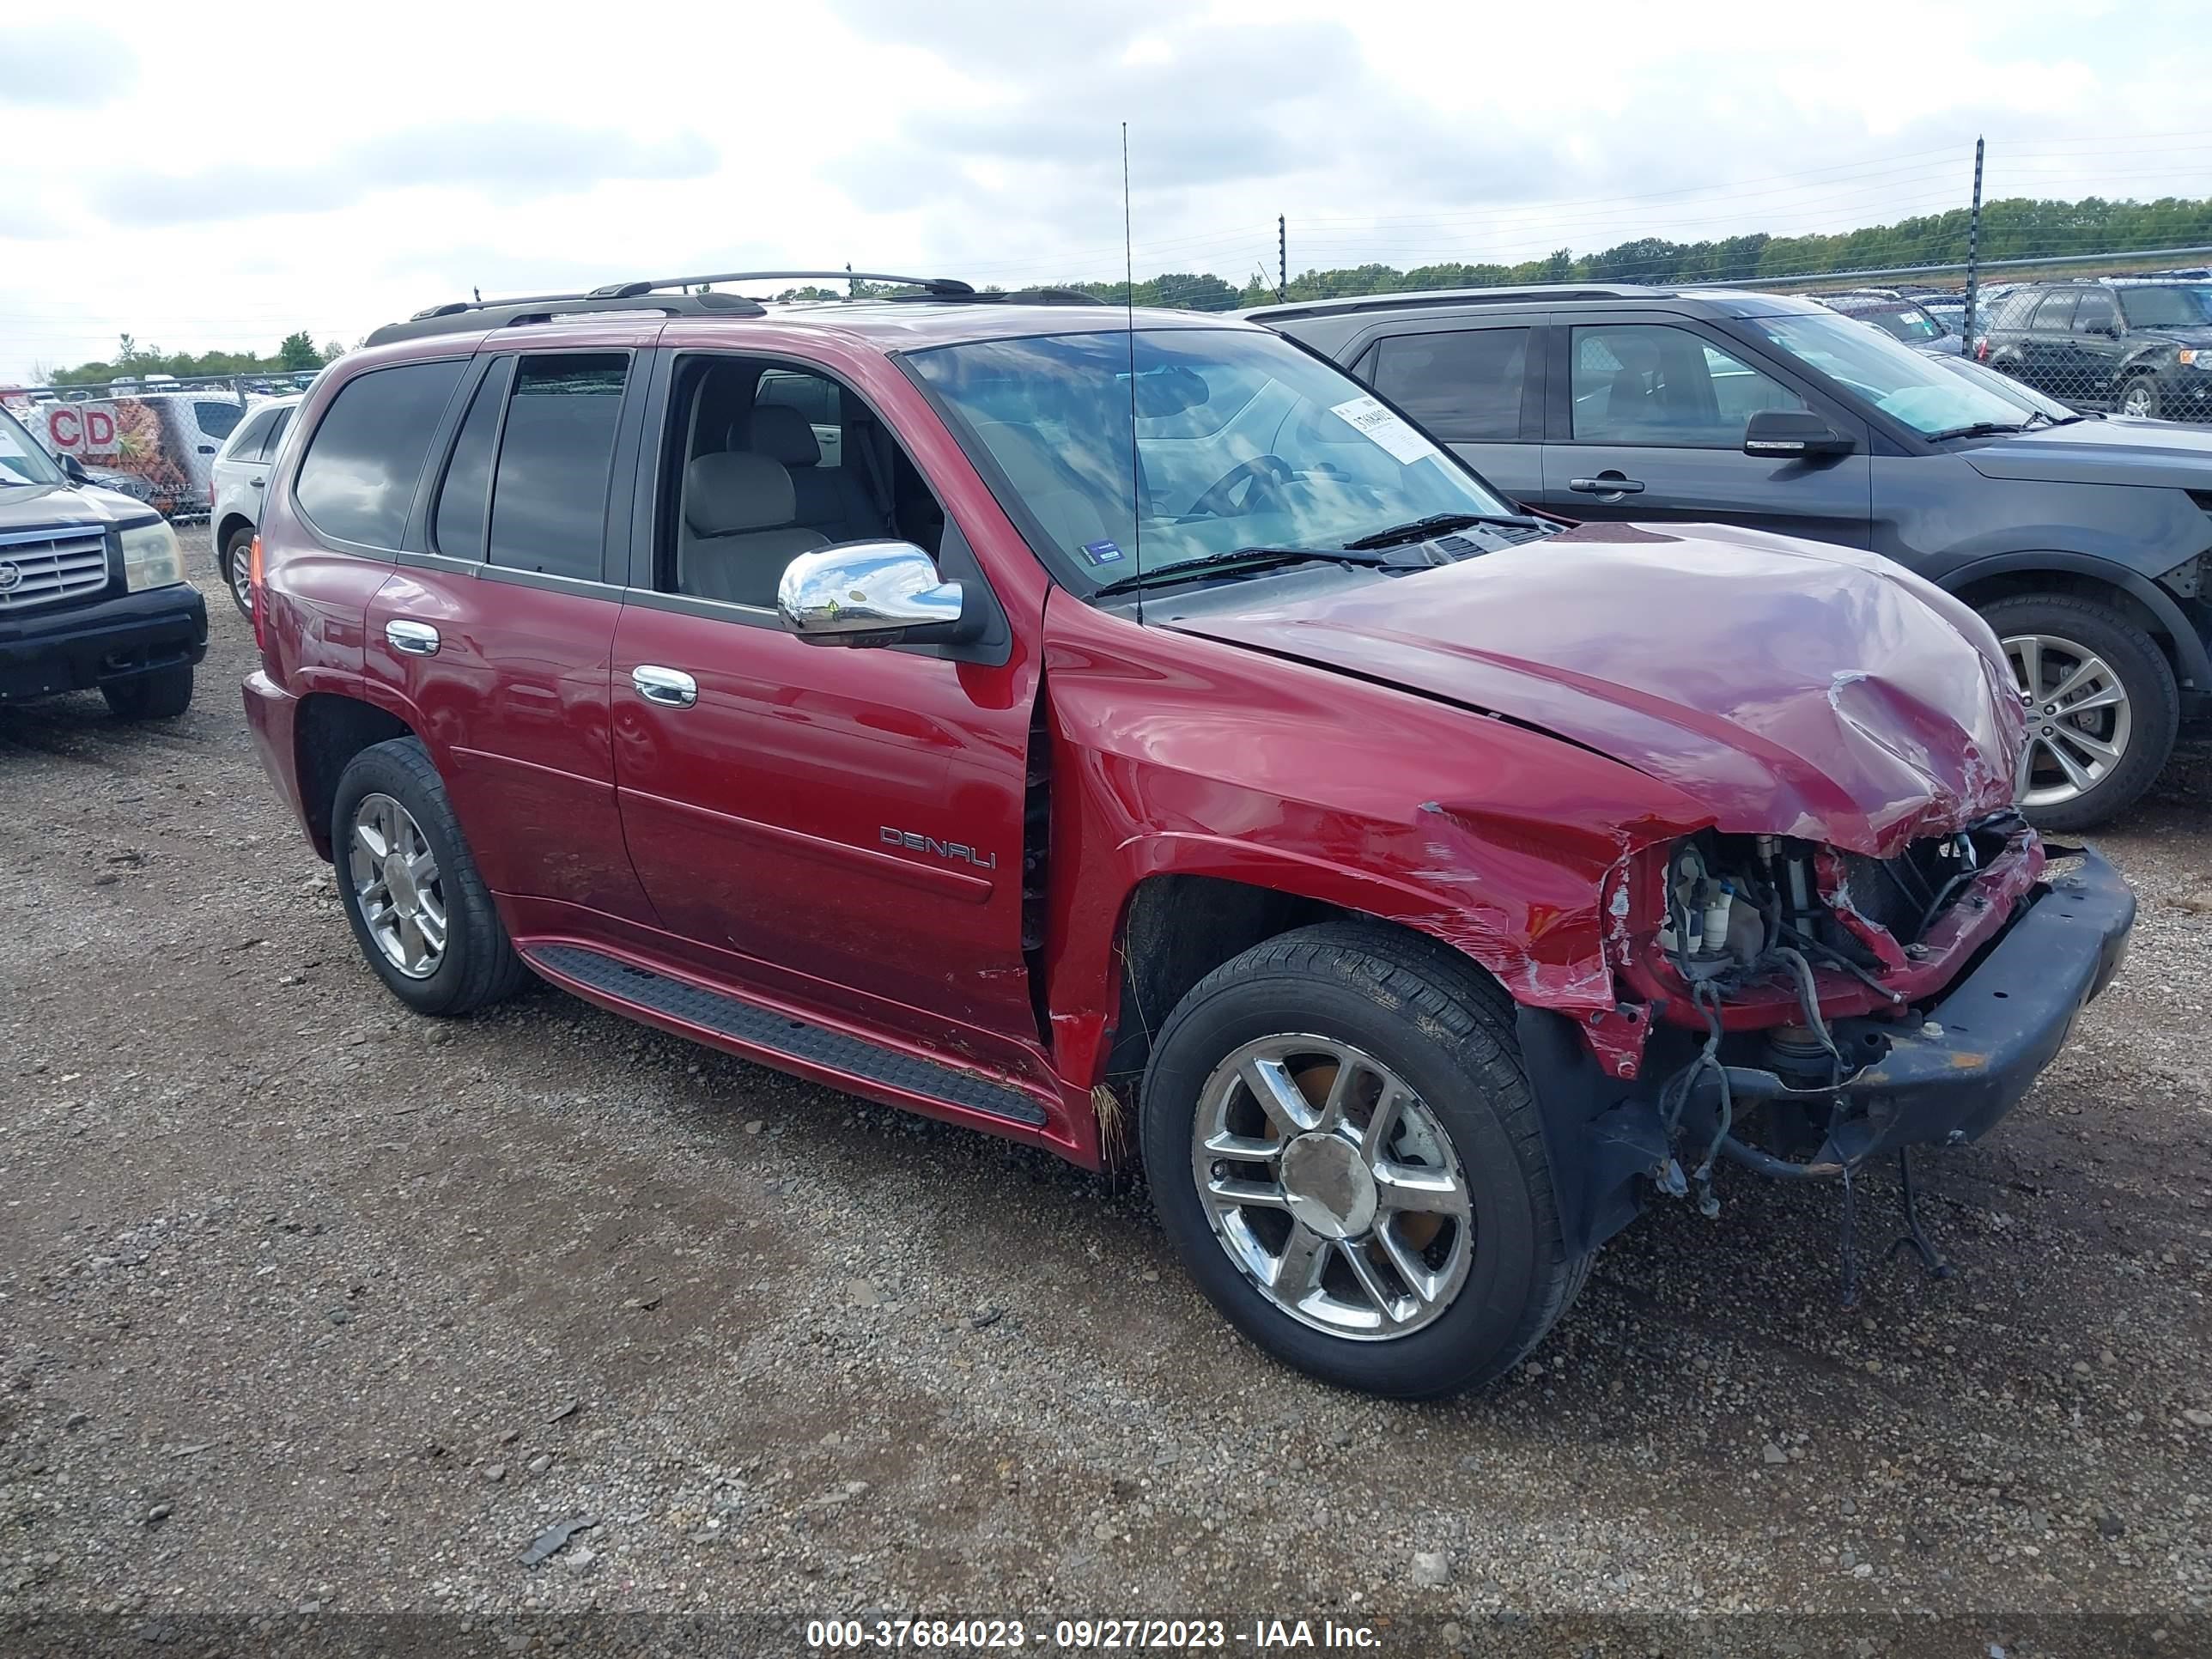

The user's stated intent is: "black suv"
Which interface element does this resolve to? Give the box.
[1978,279,2212,420]
[0,402,205,718]
[1248,283,2212,829]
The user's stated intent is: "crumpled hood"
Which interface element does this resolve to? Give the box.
[1961,412,2212,486]
[1161,522,2027,858]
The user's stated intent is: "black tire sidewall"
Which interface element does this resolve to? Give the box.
[102,665,192,720]
[1982,592,2179,832]
[1143,959,1549,1398]
[222,527,256,617]
[331,742,492,1016]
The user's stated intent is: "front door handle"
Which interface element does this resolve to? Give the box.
[249,477,264,489]
[385,619,441,656]
[1568,474,1645,495]
[632,665,698,708]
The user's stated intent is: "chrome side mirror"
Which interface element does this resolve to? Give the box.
[776,542,976,646]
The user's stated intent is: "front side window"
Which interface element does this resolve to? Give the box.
[295,360,468,548]
[2117,285,2212,329]
[195,399,244,441]
[906,325,1519,587]
[486,354,629,580]
[2073,290,2121,333]
[1569,325,1805,447]
[1748,310,2031,436]
[1368,327,1531,442]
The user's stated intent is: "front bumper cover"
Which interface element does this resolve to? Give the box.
[1706,848,2136,1170]
[1521,849,2136,1254]
[0,583,208,702]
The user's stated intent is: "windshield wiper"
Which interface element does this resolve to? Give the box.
[1926,420,2033,441]
[1341,511,1545,550]
[1091,546,1390,596]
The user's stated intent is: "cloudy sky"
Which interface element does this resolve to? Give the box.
[3,0,2207,382]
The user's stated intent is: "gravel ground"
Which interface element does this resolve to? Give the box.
[3,527,2209,1654]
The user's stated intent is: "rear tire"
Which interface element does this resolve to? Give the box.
[1984,592,2178,832]
[331,737,526,1017]
[102,664,192,720]
[221,526,256,618]
[1139,921,1588,1398]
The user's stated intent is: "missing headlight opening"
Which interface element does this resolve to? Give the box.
[1628,810,2035,1305]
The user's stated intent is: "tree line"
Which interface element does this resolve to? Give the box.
[46,331,348,386]
[1066,193,2212,311]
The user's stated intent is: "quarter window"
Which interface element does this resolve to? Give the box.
[222,407,278,462]
[295,360,468,549]
[1368,328,1530,442]
[486,354,630,580]
[1570,325,1804,447]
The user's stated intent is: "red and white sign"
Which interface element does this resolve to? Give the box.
[46,405,120,456]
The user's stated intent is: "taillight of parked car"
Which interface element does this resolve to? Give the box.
[249,534,265,651]
[1974,337,1990,361]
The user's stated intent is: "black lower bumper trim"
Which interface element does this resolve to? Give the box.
[0,585,208,702]
[1708,849,2136,1167]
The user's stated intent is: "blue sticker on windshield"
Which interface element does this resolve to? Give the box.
[1081,540,1125,565]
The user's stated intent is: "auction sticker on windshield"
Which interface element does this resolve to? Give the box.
[1328,394,1440,465]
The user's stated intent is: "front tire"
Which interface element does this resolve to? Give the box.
[102,664,192,720]
[331,737,526,1016]
[1985,592,2178,832]
[2118,373,2161,418]
[1140,921,1588,1398]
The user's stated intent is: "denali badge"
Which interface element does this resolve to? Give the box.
[880,825,998,870]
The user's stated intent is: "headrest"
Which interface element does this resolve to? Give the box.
[684,451,796,536]
[748,403,822,469]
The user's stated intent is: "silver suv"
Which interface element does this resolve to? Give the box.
[209,396,301,615]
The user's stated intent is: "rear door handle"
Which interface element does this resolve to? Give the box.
[1569,474,1644,495]
[632,665,698,708]
[385,619,441,656]
[249,477,264,489]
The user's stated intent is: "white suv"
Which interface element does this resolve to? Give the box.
[209,395,301,615]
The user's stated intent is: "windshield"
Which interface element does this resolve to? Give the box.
[0,404,65,487]
[1835,300,1944,343]
[2117,286,2212,329]
[1751,311,2030,436]
[1929,354,2081,420]
[906,326,1517,586]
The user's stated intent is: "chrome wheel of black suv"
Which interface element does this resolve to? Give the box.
[1989,593,2179,832]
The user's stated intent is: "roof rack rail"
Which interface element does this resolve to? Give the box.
[588,270,975,299]
[884,284,1109,307]
[365,289,768,348]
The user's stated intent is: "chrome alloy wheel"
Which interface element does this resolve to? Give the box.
[347,792,447,979]
[2002,632,2134,810]
[1191,1035,1473,1340]
[2120,381,2156,417]
[228,541,253,615]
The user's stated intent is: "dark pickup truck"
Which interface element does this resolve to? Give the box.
[0,402,205,718]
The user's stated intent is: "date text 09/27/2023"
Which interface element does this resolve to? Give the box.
[805,1617,1385,1649]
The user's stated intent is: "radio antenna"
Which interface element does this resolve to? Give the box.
[1122,121,1143,626]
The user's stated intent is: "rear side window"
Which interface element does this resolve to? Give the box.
[2031,291,2080,332]
[1369,328,1530,441]
[485,354,630,580]
[295,361,468,548]
[195,399,244,441]
[222,407,278,461]
[432,359,515,561]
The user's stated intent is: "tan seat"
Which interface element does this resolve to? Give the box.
[679,452,828,608]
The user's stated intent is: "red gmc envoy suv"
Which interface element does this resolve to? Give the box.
[242,271,2134,1397]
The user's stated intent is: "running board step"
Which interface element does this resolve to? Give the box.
[526,944,1049,1127]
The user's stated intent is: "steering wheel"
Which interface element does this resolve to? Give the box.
[1184,453,1297,520]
